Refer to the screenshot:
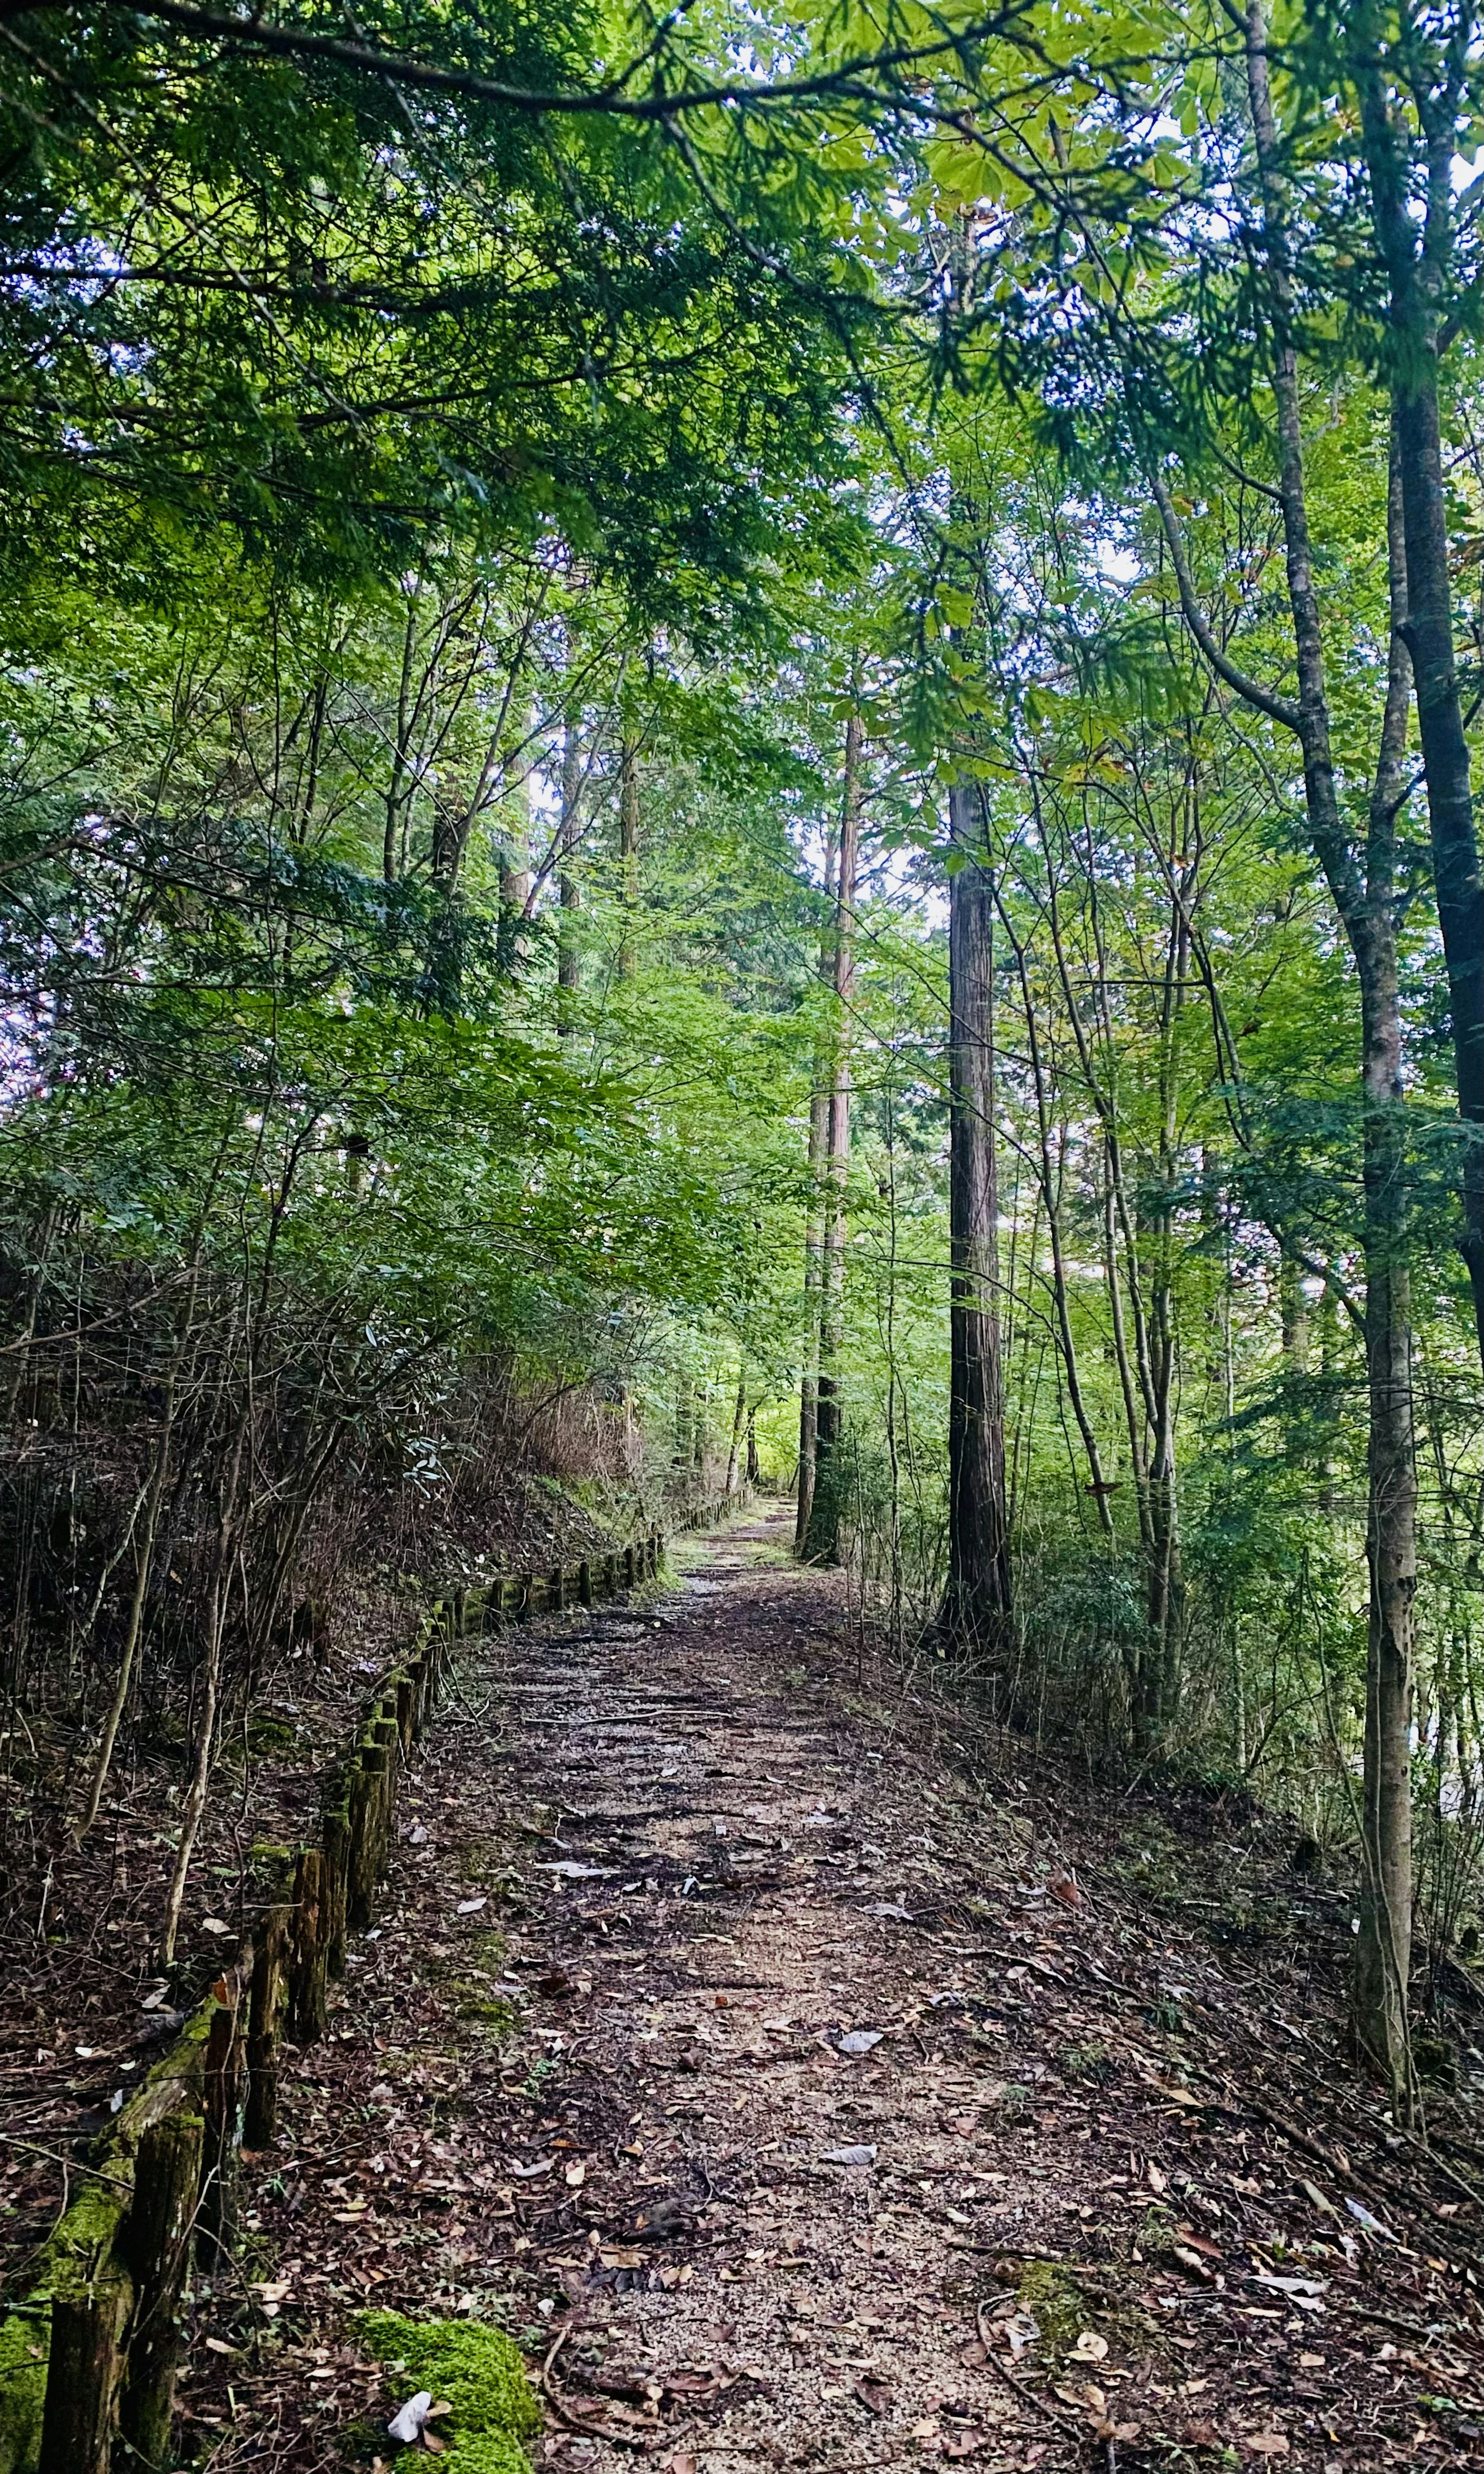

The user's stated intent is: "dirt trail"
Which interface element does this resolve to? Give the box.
[201,1504,1482,2472]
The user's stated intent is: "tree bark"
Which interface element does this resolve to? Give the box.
[1146,0,1419,2096]
[557,712,581,1031]
[940,782,1011,1650]
[795,823,840,1555]
[803,706,862,1564]
[619,730,640,981]
[1356,46,1484,1370]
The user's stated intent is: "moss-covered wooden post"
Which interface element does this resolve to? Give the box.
[348,1748,382,1928]
[117,2107,203,2469]
[548,1563,564,1612]
[37,2249,132,2474]
[245,1903,291,2147]
[198,1963,249,2267]
[290,1844,328,2044]
[395,1667,415,1755]
[578,1558,593,1608]
[322,1776,350,1979]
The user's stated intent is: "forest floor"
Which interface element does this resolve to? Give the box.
[184,1503,1484,2472]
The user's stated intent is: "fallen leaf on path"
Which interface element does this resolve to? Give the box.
[456,1896,487,1915]
[868,1902,914,1920]
[1070,2332,1109,2362]
[509,2157,556,2178]
[1048,1868,1081,1908]
[535,1861,618,1880]
[1146,2161,1167,2194]
[1344,2196,1397,2241]
[564,2160,586,2188]
[665,2455,698,2474]
[852,2375,895,2414]
[1242,2437,1290,2457]
[838,2030,884,2055]
[387,2389,433,2443]
[1252,2271,1327,2298]
[1183,2421,1222,2450]
[823,2144,878,2166]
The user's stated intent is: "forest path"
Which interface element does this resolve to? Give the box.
[205,1504,1470,2473]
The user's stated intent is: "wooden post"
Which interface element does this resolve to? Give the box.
[245,1904,290,2147]
[198,1965,248,2267]
[549,1563,565,1611]
[349,1744,386,1927]
[623,1543,635,1588]
[38,2253,132,2474]
[118,2108,203,2469]
[290,1844,328,2043]
[395,1669,414,1754]
[322,1784,350,1978]
[578,1558,592,1608]
[517,1571,533,1619]
[345,1754,374,1931]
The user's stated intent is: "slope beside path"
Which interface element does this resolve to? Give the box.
[194,1504,1482,2472]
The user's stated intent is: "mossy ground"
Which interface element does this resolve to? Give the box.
[356,2311,540,2473]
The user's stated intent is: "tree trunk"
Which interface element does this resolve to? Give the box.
[940,782,1011,1650]
[557,713,581,1031]
[159,1421,245,1965]
[1144,0,1421,2088]
[1357,64,1484,1371]
[803,707,862,1565]
[795,823,840,1555]
[725,1367,746,1494]
[619,731,640,980]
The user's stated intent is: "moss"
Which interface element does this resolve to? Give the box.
[1017,2261,1084,2357]
[357,2311,540,2472]
[454,1997,519,2035]
[0,2308,48,2474]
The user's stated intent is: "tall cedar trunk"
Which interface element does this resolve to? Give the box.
[803,707,862,1564]
[1356,940,1417,2084]
[795,824,839,1554]
[619,733,640,980]
[557,714,581,1032]
[940,782,1011,1649]
[1357,60,1484,1371]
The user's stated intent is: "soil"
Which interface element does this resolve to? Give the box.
[91,1507,1484,2465]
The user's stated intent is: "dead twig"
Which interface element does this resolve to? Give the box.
[975,2303,1085,2443]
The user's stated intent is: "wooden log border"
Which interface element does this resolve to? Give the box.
[0,1488,751,2474]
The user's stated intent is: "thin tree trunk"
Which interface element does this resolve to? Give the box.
[795,823,839,1555]
[497,731,532,977]
[557,713,581,1032]
[1146,0,1418,2094]
[803,706,862,1564]
[619,732,640,981]
[725,1367,746,1494]
[997,882,1115,1535]
[159,1418,246,1967]
[940,782,1011,1650]
[77,1286,198,1841]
